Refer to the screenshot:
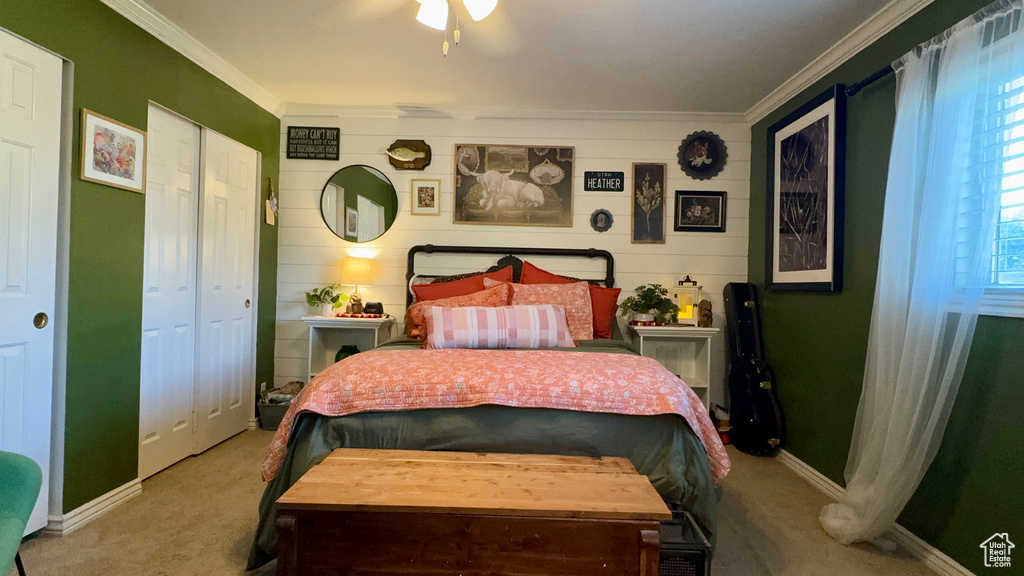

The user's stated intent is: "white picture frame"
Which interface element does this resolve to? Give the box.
[411,179,441,215]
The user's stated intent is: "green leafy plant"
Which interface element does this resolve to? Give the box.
[304,284,346,309]
[618,283,678,321]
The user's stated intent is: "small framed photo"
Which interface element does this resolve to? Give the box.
[411,179,441,215]
[631,163,666,244]
[590,208,613,232]
[345,207,359,238]
[674,191,726,233]
[80,108,147,193]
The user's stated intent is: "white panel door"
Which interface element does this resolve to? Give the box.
[0,29,62,534]
[193,129,257,453]
[138,107,201,479]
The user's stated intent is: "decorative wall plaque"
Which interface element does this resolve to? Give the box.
[286,126,340,160]
[386,140,432,170]
[584,171,625,191]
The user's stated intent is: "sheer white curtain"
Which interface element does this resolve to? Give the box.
[820,0,1022,544]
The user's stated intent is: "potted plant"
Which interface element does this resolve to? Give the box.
[305,284,347,317]
[618,284,679,323]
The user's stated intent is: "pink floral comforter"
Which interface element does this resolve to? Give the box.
[261,349,731,482]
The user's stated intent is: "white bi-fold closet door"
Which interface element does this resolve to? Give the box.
[139,106,258,480]
[0,27,62,535]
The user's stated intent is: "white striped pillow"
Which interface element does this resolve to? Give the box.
[423,305,576,349]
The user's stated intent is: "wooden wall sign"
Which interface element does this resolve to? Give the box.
[386,140,432,170]
[286,126,340,160]
[584,171,625,191]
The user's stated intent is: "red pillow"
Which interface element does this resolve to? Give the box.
[520,261,621,339]
[411,266,513,302]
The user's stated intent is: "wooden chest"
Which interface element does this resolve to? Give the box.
[275,448,672,575]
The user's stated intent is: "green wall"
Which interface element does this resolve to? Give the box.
[748,0,1023,572]
[1,0,279,512]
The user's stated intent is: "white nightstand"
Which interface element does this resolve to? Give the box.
[302,316,395,381]
[628,325,720,410]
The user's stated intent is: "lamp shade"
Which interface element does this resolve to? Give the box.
[341,257,373,287]
[463,0,497,21]
[416,0,449,30]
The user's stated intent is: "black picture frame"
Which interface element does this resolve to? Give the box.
[631,163,666,244]
[765,84,845,292]
[677,131,728,180]
[590,209,614,232]
[674,191,726,233]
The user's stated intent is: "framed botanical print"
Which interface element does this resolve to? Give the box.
[80,108,147,193]
[766,84,846,292]
[631,163,666,243]
[674,190,726,233]
[411,179,441,215]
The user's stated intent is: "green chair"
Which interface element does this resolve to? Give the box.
[0,451,41,576]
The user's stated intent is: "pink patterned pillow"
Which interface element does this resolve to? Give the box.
[483,279,594,341]
[405,283,512,339]
[424,305,576,349]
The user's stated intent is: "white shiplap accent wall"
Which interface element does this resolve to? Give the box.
[275,112,751,407]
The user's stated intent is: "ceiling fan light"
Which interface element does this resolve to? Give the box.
[416,0,449,30]
[463,0,497,21]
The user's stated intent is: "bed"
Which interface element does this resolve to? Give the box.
[247,245,729,570]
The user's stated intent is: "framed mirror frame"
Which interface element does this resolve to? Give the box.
[319,164,399,243]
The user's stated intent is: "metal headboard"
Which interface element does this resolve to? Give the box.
[406,244,615,307]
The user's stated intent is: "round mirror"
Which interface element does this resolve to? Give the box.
[319,165,399,242]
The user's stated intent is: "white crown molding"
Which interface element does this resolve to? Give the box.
[284,103,747,124]
[775,450,974,576]
[44,478,141,535]
[98,0,285,118]
[745,0,934,125]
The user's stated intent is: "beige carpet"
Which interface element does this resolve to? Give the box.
[8,431,936,576]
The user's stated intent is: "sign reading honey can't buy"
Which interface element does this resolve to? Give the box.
[287,126,340,160]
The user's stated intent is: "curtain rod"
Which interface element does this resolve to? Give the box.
[845,65,895,97]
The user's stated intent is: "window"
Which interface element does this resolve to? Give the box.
[995,75,1024,286]
[955,12,1024,317]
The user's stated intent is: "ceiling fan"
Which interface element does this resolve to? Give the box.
[307,0,518,57]
[416,0,501,56]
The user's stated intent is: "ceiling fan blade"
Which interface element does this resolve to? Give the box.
[463,6,520,55]
[309,0,410,31]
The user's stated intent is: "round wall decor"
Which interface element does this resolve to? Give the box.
[590,209,613,232]
[678,131,727,180]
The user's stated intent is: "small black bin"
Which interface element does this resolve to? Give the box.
[660,511,711,576]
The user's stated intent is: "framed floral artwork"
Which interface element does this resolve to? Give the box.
[411,178,441,215]
[80,109,147,193]
[631,163,666,243]
[674,191,726,233]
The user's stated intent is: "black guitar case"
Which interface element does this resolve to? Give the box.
[723,283,784,456]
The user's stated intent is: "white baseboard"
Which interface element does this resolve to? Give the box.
[247,417,259,431]
[44,478,142,535]
[775,450,974,576]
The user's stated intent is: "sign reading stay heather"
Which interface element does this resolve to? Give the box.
[584,171,625,191]
[286,126,340,160]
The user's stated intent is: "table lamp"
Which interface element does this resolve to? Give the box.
[340,257,373,313]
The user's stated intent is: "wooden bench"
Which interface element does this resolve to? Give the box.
[275,448,672,575]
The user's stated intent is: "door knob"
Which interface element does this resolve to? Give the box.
[245,299,251,308]
[34,312,49,329]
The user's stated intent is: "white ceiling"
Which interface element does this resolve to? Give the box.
[141,0,893,115]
